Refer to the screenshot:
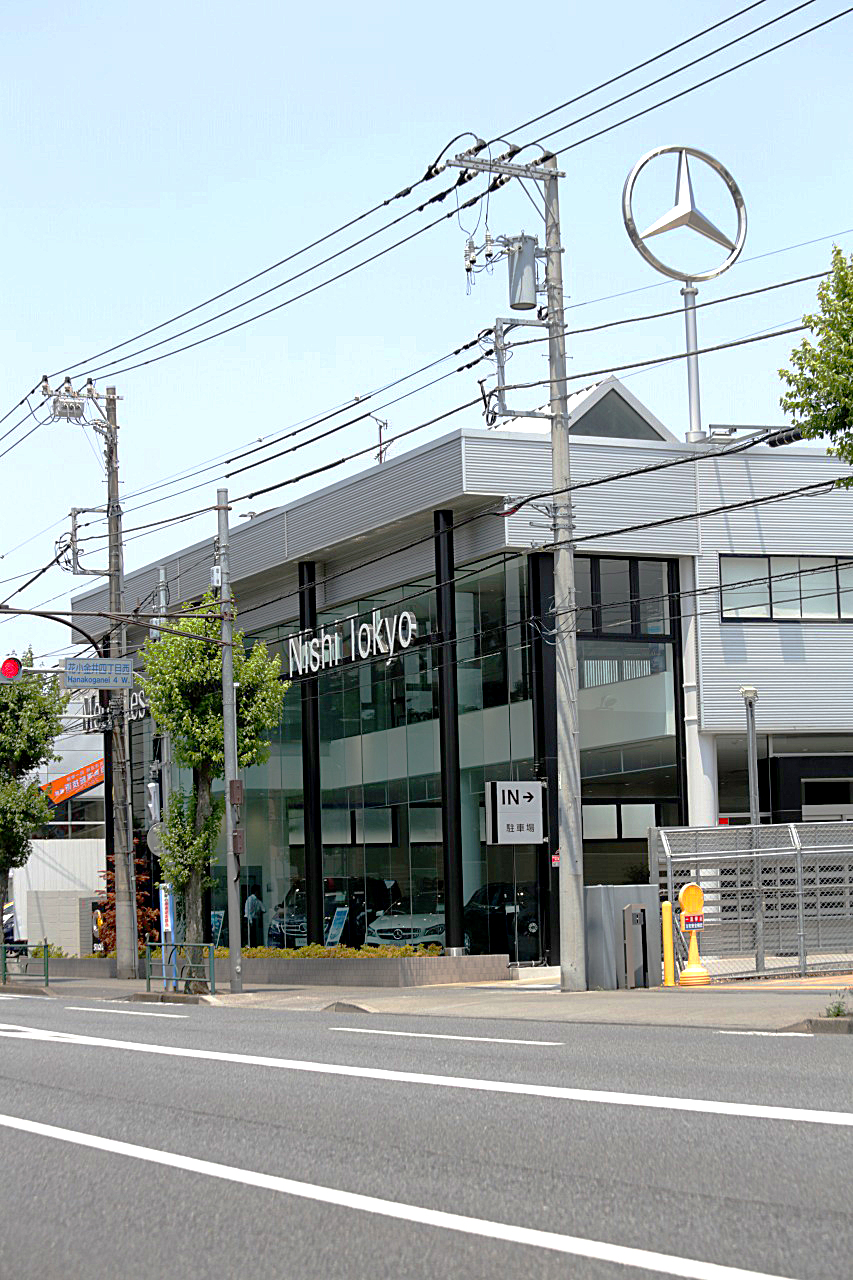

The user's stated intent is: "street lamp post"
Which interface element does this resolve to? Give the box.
[739,684,765,972]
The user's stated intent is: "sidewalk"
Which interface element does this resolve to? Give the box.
[5,971,853,1031]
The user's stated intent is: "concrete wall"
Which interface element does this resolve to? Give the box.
[11,839,105,943]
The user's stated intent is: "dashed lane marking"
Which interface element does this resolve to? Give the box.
[64,1006,189,1019]
[329,1027,563,1045]
[1,1021,851,1128]
[0,1112,805,1280]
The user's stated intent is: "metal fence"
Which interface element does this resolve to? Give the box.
[1,939,50,986]
[145,942,215,994]
[650,822,853,979]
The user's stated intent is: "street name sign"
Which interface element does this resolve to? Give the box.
[486,780,545,845]
[62,657,134,689]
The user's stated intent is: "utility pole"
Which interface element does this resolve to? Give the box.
[446,148,587,989]
[543,156,586,992]
[217,488,243,993]
[105,386,137,980]
[157,567,172,818]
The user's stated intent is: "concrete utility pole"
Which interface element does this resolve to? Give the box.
[542,156,586,993]
[157,567,172,815]
[446,148,587,989]
[217,488,243,993]
[105,386,137,980]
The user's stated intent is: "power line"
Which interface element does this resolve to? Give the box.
[529,0,817,148]
[235,428,787,625]
[551,5,853,155]
[49,132,481,380]
[15,6,826,398]
[507,271,829,349]
[498,323,805,400]
[68,175,505,383]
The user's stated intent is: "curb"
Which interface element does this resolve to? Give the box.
[127,992,220,1006]
[322,1001,376,1014]
[784,1016,853,1035]
[0,983,55,997]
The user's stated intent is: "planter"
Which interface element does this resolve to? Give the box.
[47,957,118,978]
[213,953,510,988]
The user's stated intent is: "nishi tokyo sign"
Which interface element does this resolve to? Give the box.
[288,609,418,679]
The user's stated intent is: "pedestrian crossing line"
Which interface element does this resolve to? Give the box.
[1,1020,851,1128]
[0,1111,804,1280]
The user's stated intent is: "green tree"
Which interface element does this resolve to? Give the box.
[141,593,286,948]
[0,651,68,919]
[780,246,853,482]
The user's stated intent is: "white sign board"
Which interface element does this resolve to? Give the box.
[486,781,545,845]
[62,657,134,689]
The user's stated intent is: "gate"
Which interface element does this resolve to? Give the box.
[650,822,853,979]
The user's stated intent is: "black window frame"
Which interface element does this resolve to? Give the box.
[577,555,677,643]
[719,553,853,623]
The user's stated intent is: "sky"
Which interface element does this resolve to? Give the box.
[1,0,851,661]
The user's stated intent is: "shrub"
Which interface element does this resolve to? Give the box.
[29,942,66,959]
[219,943,443,959]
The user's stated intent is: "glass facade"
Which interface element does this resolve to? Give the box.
[576,556,681,885]
[199,550,681,959]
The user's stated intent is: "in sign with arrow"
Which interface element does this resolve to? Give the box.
[486,781,545,846]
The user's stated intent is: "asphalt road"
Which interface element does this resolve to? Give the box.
[0,993,851,1280]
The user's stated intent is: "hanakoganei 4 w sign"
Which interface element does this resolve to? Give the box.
[287,609,418,679]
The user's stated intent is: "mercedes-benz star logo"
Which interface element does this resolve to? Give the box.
[622,145,747,283]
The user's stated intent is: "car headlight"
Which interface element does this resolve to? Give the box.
[366,927,378,937]
[424,923,445,936]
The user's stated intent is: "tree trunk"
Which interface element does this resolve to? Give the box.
[183,765,214,991]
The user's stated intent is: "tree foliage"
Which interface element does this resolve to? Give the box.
[780,246,853,482]
[142,592,285,775]
[0,650,68,915]
[158,789,224,893]
[141,594,286,951]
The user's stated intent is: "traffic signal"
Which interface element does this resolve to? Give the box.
[766,427,803,448]
[0,657,23,683]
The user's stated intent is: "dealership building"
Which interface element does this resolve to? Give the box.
[72,376,853,962]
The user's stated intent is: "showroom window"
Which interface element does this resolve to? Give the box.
[720,554,853,621]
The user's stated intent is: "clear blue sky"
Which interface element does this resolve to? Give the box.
[1,0,850,658]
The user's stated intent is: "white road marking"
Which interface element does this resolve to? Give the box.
[329,1027,563,1046]
[64,1006,188,1019]
[0,1020,850,1128]
[0,1111,798,1280]
[716,1030,813,1038]
[0,994,50,1001]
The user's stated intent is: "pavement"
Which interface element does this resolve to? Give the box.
[0,986,851,1279]
[5,969,853,1030]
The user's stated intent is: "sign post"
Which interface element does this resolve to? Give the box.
[677,883,711,987]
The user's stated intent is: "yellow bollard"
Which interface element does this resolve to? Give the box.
[661,901,675,987]
[678,883,711,987]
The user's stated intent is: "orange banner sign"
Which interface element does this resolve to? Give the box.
[42,758,105,805]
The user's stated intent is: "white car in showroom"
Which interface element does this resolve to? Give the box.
[364,892,446,949]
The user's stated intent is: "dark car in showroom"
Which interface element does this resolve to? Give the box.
[267,876,401,949]
[463,880,541,961]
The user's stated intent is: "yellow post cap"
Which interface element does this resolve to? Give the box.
[678,882,704,914]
